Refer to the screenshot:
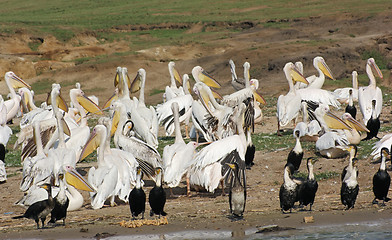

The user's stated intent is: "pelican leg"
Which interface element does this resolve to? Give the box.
[186,176,191,197]
[220,179,225,196]
[185,125,190,139]
[277,120,282,136]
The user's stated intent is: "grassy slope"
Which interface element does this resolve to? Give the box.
[0,0,389,42]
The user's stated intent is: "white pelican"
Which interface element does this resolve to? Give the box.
[339,112,369,145]
[0,95,11,183]
[157,74,193,137]
[18,87,54,129]
[371,133,392,160]
[111,101,161,178]
[187,103,248,194]
[294,101,322,142]
[20,85,77,191]
[333,71,359,104]
[164,61,184,101]
[276,62,309,135]
[295,56,335,89]
[191,66,221,89]
[81,118,139,208]
[2,71,31,122]
[64,88,103,160]
[162,102,198,196]
[229,60,250,90]
[358,58,383,126]
[129,68,159,148]
[313,104,353,158]
[194,82,237,140]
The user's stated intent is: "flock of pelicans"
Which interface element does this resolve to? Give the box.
[0,56,390,229]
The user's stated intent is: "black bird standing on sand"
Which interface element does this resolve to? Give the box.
[49,173,69,226]
[341,157,359,210]
[149,167,167,218]
[129,167,146,219]
[279,163,300,213]
[226,160,246,219]
[12,183,55,229]
[372,147,391,206]
[298,157,318,211]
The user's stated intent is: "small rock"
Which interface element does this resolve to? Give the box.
[80,228,88,232]
[304,216,314,223]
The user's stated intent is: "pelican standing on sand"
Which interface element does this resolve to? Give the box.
[162,102,198,196]
[276,62,309,135]
[130,68,159,148]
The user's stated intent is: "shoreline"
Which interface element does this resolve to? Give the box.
[2,205,392,239]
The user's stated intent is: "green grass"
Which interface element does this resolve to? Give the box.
[30,78,56,95]
[294,171,340,181]
[0,1,390,45]
[149,88,165,96]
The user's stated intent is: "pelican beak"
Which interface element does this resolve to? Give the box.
[324,111,351,129]
[198,141,212,146]
[173,67,182,85]
[130,72,141,93]
[65,166,95,192]
[291,67,308,85]
[46,91,69,112]
[79,129,99,161]
[10,73,31,89]
[103,92,118,110]
[211,88,222,99]
[344,115,370,132]
[198,70,221,88]
[318,60,334,80]
[370,60,383,79]
[76,94,104,115]
[196,87,214,115]
[111,110,120,137]
[114,69,120,87]
[61,117,71,136]
[253,91,266,105]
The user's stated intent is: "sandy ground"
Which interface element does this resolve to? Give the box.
[1,11,392,240]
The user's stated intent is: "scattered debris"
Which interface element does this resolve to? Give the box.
[256,224,296,233]
[94,232,115,239]
[118,217,168,228]
[304,216,314,223]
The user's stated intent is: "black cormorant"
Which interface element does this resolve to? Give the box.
[287,130,303,172]
[12,183,55,229]
[341,157,359,210]
[129,167,146,219]
[372,147,391,206]
[363,99,380,140]
[341,145,357,181]
[149,167,167,217]
[345,89,357,119]
[226,161,246,219]
[298,157,318,211]
[279,163,299,213]
[49,173,69,226]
